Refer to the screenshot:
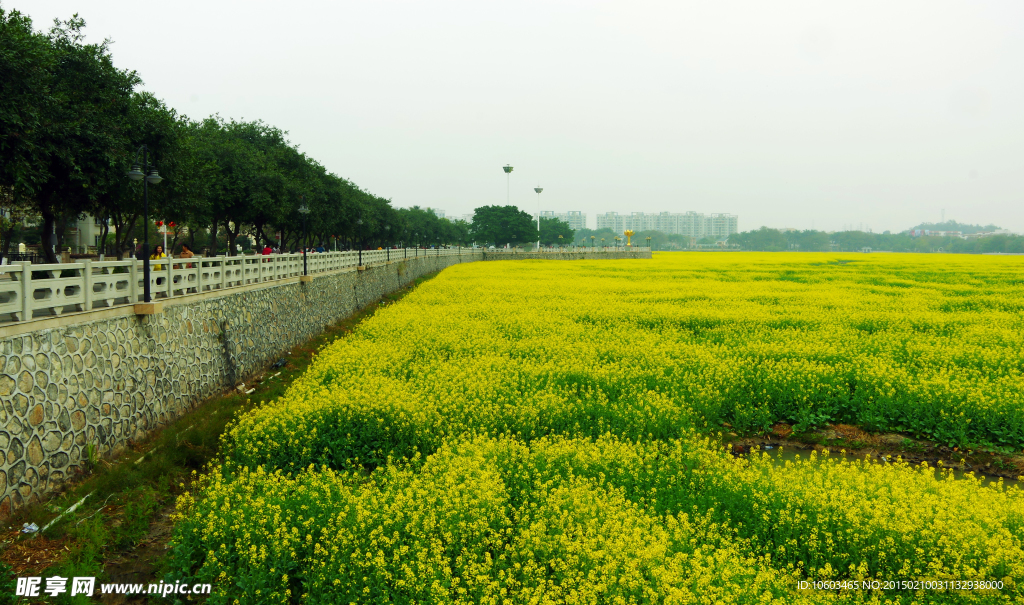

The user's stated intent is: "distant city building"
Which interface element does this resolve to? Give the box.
[909,229,963,238]
[537,210,587,231]
[596,211,738,239]
[908,228,1018,239]
[66,213,114,253]
[430,209,474,223]
[962,229,1016,239]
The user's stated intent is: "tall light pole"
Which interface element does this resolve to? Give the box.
[298,196,310,276]
[503,165,513,206]
[534,186,543,252]
[126,145,163,303]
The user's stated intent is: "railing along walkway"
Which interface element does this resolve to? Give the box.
[0,247,479,324]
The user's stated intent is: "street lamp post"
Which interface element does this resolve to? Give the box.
[298,196,310,276]
[356,219,363,266]
[503,165,513,206]
[126,145,163,303]
[534,186,543,252]
[646,236,652,250]
[590,235,595,250]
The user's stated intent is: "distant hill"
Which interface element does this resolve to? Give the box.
[907,220,1001,234]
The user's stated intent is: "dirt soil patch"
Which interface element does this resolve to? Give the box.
[724,423,1024,483]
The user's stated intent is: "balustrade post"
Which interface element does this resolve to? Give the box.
[129,258,139,303]
[220,255,227,289]
[81,259,92,312]
[19,261,32,321]
[166,260,173,298]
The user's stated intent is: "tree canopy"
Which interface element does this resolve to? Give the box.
[0,8,471,260]
[471,205,538,247]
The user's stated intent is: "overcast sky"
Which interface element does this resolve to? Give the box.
[16,0,1024,232]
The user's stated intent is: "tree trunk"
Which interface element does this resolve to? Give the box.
[112,210,138,260]
[253,222,265,249]
[55,214,70,256]
[99,219,109,257]
[40,210,59,264]
[208,219,218,256]
[257,225,274,249]
[224,222,239,256]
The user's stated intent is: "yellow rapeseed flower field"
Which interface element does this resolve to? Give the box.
[170,252,1024,604]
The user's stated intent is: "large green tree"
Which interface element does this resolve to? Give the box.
[471,205,537,247]
[0,7,52,224]
[92,92,184,257]
[35,16,140,262]
[195,118,288,255]
[0,12,142,262]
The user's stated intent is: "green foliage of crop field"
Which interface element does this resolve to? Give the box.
[170,253,1024,603]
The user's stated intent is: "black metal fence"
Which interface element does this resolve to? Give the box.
[2,252,45,264]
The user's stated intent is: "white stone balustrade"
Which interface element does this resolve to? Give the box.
[0,248,482,324]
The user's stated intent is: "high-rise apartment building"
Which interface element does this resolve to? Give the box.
[538,211,587,231]
[595,211,738,239]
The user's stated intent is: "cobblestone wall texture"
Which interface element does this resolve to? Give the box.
[0,254,479,516]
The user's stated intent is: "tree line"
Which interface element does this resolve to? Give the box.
[565,225,1022,254]
[0,9,574,263]
[728,226,1023,254]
